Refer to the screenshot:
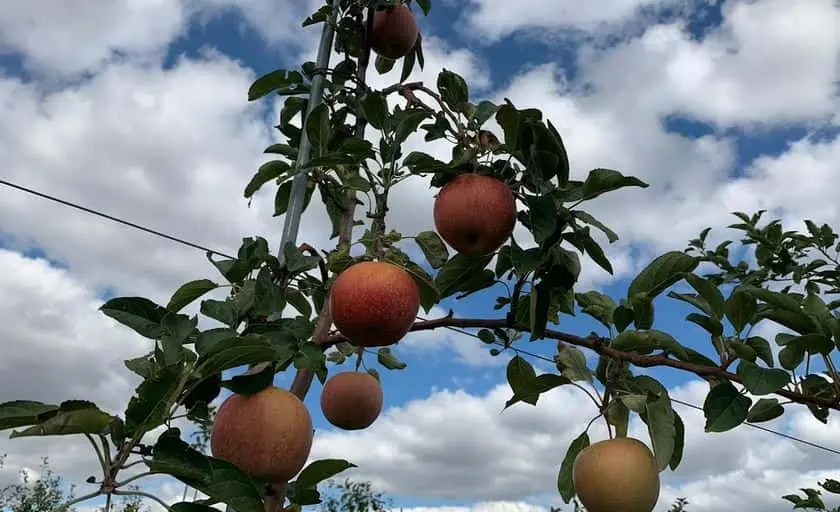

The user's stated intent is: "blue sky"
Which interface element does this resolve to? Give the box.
[0,1,839,511]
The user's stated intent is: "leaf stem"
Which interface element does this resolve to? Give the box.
[84,433,108,478]
[52,489,103,512]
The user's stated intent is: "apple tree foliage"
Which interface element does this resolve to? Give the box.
[1,0,839,510]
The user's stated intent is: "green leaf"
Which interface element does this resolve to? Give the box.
[222,363,275,395]
[685,312,724,337]
[402,151,447,173]
[305,103,331,155]
[244,160,292,199]
[744,336,774,367]
[394,111,429,145]
[125,367,182,436]
[400,260,440,313]
[529,280,551,340]
[435,254,493,298]
[171,503,219,512]
[605,399,629,438]
[742,286,803,314]
[644,392,676,472]
[124,355,155,379]
[100,297,168,339]
[575,291,616,329]
[703,382,751,432]
[286,289,313,319]
[573,210,618,243]
[472,100,498,128]
[627,251,698,299]
[725,289,757,334]
[294,342,327,376]
[506,355,537,402]
[150,432,213,483]
[360,92,389,130]
[415,231,449,269]
[0,401,59,431]
[580,168,648,201]
[375,54,395,74]
[167,279,219,313]
[526,195,557,245]
[554,345,593,382]
[557,432,590,503]
[669,411,685,471]
[295,459,357,489]
[415,0,431,15]
[685,274,725,319]
[613,304,633,333]
[788,333,835,355]
[610,329,688,359]
[159,436,264,512]
[778,343,805,371]
[196,335,278,378]
[510,243,542,276]
[377,348,407,370]
[736,360,791,395]
[747,397,785,423]
[667,291,714,317]
[248,69,304,101]
[200,299,237,328]
[195,328,237,356]
[571,229,613,275]
[505,373,571,409]
[283,242,320,275]
[9,401,114,438]
[437,69,469,113]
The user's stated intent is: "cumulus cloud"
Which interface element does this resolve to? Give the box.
[1,1,839,511]
[311,376,840,512]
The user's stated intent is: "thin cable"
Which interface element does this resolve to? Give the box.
[2,177,836,457]
[0,178,235,259]
[425,318,840,457]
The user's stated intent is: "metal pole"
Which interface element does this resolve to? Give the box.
[277,1,340,266]
[225,6,339,512]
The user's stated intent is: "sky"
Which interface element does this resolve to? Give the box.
[0,0,839,511]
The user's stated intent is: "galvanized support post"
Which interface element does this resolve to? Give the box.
[225,4,339,511]
[277,1,340,265]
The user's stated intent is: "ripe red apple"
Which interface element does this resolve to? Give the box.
[572,437,660,512]
[321,371,383,430]
[433,173,517,257]
[330,261,419,347]
[210,386,313,483]
[369,4,419,60]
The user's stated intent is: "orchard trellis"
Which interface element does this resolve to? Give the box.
[1,0,840,511]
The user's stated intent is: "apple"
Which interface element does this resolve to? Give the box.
[572,437,660,512]
[320,371,383,430]
[210,386,313,483]
[433,173,517,257]
[369,3,419,60]
[330,261,420,347]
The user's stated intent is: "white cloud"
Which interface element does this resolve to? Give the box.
[578,0,840,126]
[310,376,840,512]
[453,0,680,42]
[0,0,189,78]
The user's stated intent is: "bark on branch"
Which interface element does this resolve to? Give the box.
[321,314,840,412]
